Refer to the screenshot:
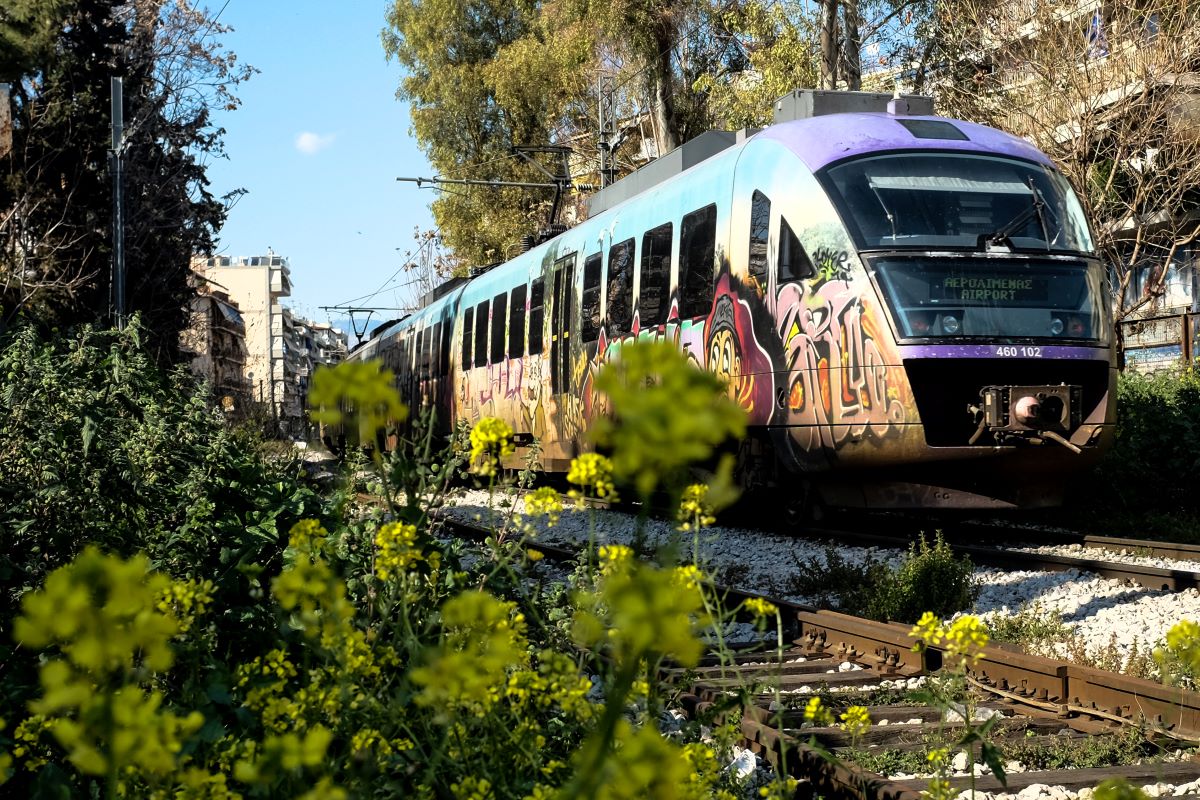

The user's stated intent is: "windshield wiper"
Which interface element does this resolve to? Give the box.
[977,177,1052,251]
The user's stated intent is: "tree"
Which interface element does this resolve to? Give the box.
[0,0,251,360]
[936,0,1200,319]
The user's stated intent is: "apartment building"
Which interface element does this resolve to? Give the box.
[180,288,250,412]
[192,253,346,435]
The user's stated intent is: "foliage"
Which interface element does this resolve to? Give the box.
[0,321,325,763]
[0,1,253,357]
[934,0,1200,320]
[871,535,977,625]
[591,339,746,501]
[790,535,976,624]
[1,350,799,797]
[1070,368,1200,537]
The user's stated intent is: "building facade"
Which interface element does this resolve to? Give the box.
[180,288,251,412]
[194,253,347,436]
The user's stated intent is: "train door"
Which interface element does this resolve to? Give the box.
[550,253,575,395]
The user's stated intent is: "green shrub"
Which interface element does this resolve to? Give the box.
[791,534,976,624]
[869,534,977,624]
[1069,368,1200,537]
[0,321,326,719]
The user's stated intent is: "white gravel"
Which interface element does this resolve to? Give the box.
[1010,543,1200,573]
[444,488,1200,674]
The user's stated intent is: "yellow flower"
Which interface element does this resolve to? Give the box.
[943,615,989,661]
[677,483,715,531]
[744,597,777,619]
[526,549,545,562]
[598,544,633,575]
[413,591,529,712]
[469,417,516,476]
[672,565,704,590]
[803,696,833,726]
[839,705,871,739]
[573,562,707,668]
[375,522,422,580]
[308,360,408,445]
[1157,619,1200,678]
[910,613,988,661]
[524,487,563,526]
[567,453,618,500]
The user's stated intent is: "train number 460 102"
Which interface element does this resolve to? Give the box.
[995,346,1043,357]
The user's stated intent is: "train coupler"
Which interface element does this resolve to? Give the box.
[968,384,1084,451]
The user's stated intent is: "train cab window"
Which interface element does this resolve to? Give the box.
[680,204,717,318]
[749,191,770,289]
[529,278,545,355]
[606,238,634,336]
[639,223,672,327]
[778,216,816,282]
[509,284,527,357]
[473,301,489,367]
[491,292,508,363]
[461,307,473,370]
[581,254,602,342]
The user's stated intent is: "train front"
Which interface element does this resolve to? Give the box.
[801,116,1115,508]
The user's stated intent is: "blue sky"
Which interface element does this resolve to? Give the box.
[204,0,436,328]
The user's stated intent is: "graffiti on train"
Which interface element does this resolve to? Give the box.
[776,270,906,449]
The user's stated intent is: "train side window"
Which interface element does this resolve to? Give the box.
[606,238,634,336]
[749,190,770,288]
[639,223,672,327]
[431,322,442,377]
[439,319,452,376]
[491,291,508,363]
[461,307,473,370]
[680,204,716,318]
[528,278,545,355]
[778,216,816,282]
[473,301,488,367]
[509,284,527,357]
[581,254,602,342]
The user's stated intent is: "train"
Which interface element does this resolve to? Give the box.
[347,90,1116,511]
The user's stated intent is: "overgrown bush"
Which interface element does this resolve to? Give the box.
[0,321,326,725]
[0,340,810,799]
[1068,368,1200,537]
[791,534,976,624]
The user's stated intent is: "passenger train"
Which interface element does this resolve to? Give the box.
[349,91,1116,510]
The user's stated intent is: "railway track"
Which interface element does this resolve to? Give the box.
[438,514,1200,800]
[800,521,1200,592]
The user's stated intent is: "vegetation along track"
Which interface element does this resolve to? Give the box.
[439,514,1200,800]
[802,518,1200,592]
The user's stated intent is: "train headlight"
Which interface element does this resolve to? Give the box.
[1049,317,1064,335]
[941,315,961,334]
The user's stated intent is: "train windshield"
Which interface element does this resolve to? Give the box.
[822,153,1093,253]
[872,256,1110,343]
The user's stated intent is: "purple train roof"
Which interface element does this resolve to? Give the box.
[760,113,1055,172]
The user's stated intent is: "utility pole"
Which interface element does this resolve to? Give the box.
[109,77,126,328]
[598,74,616,188]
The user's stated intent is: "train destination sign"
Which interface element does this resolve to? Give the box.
[938,275,1048,303]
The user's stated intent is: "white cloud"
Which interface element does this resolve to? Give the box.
[295,131,336,155]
